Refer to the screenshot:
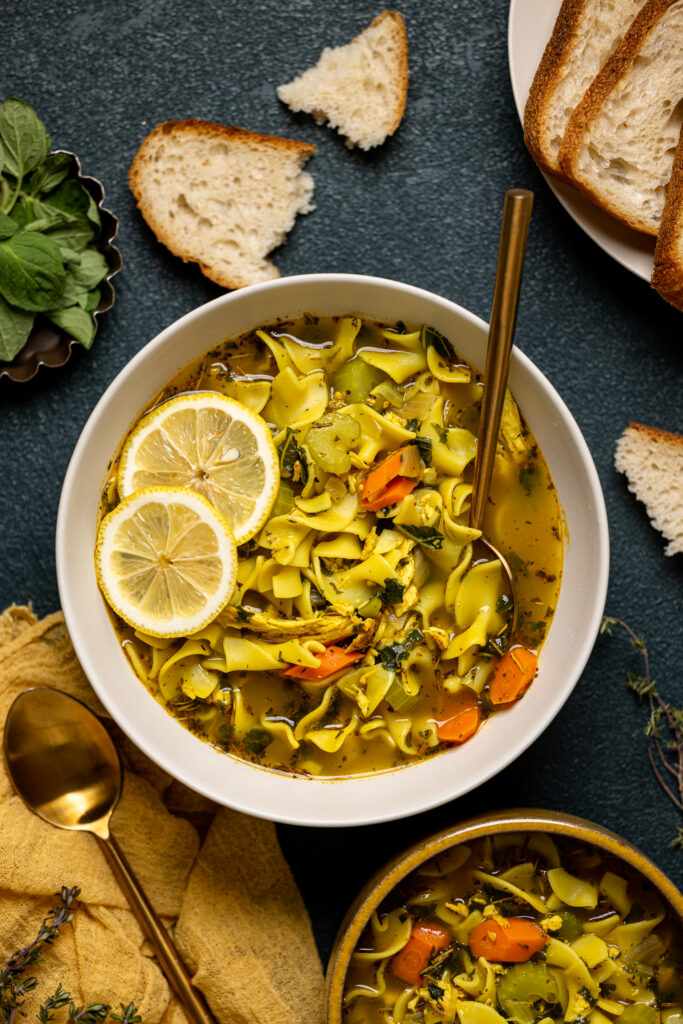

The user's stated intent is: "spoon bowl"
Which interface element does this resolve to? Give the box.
[5,687,120,837]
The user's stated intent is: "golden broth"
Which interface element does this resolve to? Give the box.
[99,315,563,777]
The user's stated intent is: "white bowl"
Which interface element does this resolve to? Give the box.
[57,273,609,827]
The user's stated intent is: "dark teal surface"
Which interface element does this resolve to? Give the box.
[1,0,682,963]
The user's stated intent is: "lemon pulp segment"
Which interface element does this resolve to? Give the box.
[117,393,279,544]
[95,486,237,638]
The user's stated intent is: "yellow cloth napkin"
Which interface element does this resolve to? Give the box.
[0,606,325,1024]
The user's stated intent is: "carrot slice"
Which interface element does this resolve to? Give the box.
[360,476,417,512]
[487,646,538,705]
[469,916,547,962]
[361,446,421,506]
[282,645,363,681]
[391,920,451,985]
[436,689,481,744]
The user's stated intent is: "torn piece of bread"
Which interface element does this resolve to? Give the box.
[559,0,683,236]
[277,10,408,150]
[652,125,683,309]
[615,422,683,555]
[129,120,315,290]
[524,0,644,178]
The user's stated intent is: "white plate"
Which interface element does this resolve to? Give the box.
[507,0,655,281]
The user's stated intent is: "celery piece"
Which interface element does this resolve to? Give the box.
[304,413,361,474]
[271,479,296,518]
[496,964,561,1024]
[385,677,420,712]
[333,357,386,403]
[357,596,382,619]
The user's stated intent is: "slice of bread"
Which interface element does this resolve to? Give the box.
[277,10,408,151]
[615,422,683,556]
[524,0,644,178]
[559,0,683,236]
[652,125,683,309]
[129,120,315,290]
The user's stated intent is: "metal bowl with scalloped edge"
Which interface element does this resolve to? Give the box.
[0,150,121,384]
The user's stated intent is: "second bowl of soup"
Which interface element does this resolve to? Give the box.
[57,274,608,825]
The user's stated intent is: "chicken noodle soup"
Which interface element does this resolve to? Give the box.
[343,834,683,1024]
[98,315,563,776]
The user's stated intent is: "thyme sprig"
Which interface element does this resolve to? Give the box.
[0,887,140,1024]
[601,616,683,848]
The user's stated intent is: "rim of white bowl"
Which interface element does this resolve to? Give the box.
[57,273,609,827]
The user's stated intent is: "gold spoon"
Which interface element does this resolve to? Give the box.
[468,188,534,641]
[3,686,214,1024]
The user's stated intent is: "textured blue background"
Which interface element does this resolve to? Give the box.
[1,0,682,963]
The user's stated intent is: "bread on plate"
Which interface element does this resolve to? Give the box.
[559,0,683,236]
[524,0,644,179]
[652,126,683,310]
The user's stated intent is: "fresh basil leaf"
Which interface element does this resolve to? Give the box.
[85,190,101,228]
[27,152,73,194]
[69,248,108,289]
[0,231,66,311]
[47,304,95,347]
[0,98,50,178]
[50,273,88,310]
[78,286,101,312]
[0,212,18,240]
[45,220,95,259]
[0,293,35,360]
[47,179,92,220]
[397,524,445,549]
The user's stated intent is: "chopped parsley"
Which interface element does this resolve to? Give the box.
[377,577,406,605]
[420,324,452,361]
[407,435,433,465]
[243,728,274,755]
[376,629,424,671]
[398,524,445,549]
[279,428,308,483]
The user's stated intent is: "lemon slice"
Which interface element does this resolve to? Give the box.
[118,392,279,544]
[95,486,238,638]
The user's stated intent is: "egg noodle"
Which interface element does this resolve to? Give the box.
[98,315,563,777]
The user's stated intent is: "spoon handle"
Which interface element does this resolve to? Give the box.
[470,188,533,532]
[97,834,214,1024]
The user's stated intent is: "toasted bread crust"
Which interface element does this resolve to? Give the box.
[559,0,678,235]
[128,120,315,290]
[625,422,683,449]
[375,10,410,135]
[652,126,683,310]
[523,0,587,178]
